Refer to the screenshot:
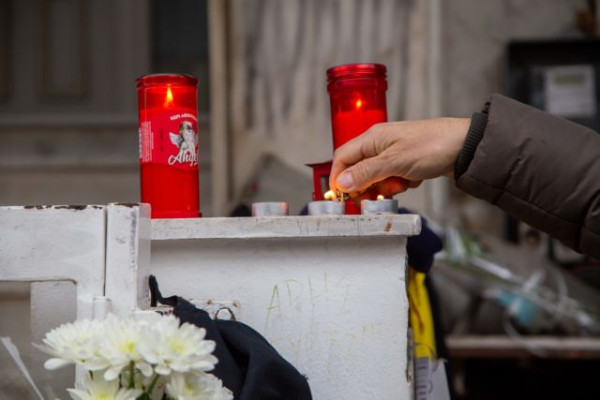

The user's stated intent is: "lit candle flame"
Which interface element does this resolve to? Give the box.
[324,190,336,200]
[377,194,385,200]
[165,86,174,107]
[355,98,363,110]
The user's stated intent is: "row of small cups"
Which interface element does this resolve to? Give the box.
[251,199,398,216]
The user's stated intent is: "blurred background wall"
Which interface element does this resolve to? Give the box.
[0,0,589,221]
[441,0,592,234]
[216,0,432,216]
[0,0,150,208]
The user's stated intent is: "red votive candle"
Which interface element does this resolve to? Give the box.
[327,63,388,149]
[327,63,388,214]
[137,74,200,218]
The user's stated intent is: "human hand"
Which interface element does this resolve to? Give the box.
[329,118,470,197]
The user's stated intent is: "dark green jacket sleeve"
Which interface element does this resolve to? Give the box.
[455,93,600,258]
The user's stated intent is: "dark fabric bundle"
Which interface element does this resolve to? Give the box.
[149,276,312,400]
[399,208,443,273]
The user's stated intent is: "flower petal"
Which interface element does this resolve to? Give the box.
[137,362,153,377]
[194,360,216,371]
[155,364,171,375]
[44,357,72,370]
[104,365,123,381]
[66,388,86,400]
[84,358,110,371]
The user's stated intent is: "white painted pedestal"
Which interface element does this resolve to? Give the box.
[1,204,420,399]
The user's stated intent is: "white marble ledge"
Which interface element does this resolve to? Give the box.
[151,214,421,240]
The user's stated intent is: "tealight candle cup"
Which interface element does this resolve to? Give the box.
[308,201,345,216]
[251,202,289,217]
[361,199,398,215]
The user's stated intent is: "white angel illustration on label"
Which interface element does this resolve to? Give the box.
[168,121,198,166]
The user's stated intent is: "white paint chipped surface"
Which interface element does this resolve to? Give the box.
[146,214,419,399]
[0,205,106,319]
[152,214,421,240]
[1,205,108,395]
[105,203,152,315]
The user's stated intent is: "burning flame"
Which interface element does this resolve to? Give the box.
[355,98,363,110]
[377,194,385,200]
[324,190,336,200]
[165,86,174,107]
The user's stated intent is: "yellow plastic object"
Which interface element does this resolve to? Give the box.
[408,267,437,359]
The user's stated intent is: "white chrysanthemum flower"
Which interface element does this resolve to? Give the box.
[67,371,142,400]
[166,372,233,400]
[35,319,107,371]
[138,315,218,375]
[97,314,153,380]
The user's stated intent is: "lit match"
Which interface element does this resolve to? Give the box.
[324,190,337,200]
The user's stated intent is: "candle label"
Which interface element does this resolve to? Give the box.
[139,111,199,170]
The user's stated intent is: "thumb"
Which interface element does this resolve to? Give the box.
[336,156,393,192]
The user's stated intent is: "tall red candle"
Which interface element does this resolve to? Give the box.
[327,63,388,149]
[327,63,388,214]
[137,74,200,218]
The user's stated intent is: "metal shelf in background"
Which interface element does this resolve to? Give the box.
[447,335,600,359]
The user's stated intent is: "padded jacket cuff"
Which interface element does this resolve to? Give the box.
[454,112,488,180]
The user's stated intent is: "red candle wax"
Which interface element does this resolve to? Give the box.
[137,74,201,218]
[334,107,387,215]
[331,109,387,149]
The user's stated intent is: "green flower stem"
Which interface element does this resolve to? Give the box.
[129,361,135,389]
[145,374,160,396]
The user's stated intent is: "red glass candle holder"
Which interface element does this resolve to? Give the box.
[327,63,388,149]
[326,63,388,214]
[137,74,201,218]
